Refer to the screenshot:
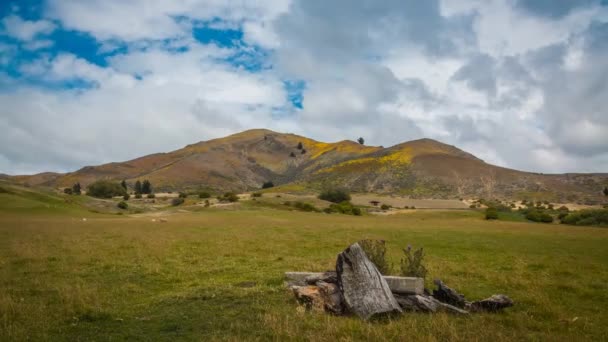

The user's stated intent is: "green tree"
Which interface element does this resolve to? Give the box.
[297,142,303,150]
[141,180,152,194]
[72,182,81,195]
[87,180,127,199]
[262,181,274,189]
[357,137,364,145]
[134,180,142,194]
[603,186,608,196]
[121,180,127,191]
[318,188,351,203]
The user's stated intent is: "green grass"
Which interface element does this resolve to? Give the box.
[1,190,608,340]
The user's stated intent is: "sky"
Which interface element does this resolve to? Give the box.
[1,0,607,175]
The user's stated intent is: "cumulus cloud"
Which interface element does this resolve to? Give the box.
[0,0,607,175]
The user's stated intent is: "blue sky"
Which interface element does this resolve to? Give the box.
[1,0,608,174]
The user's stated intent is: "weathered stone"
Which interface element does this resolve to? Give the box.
[285,272,423,293]
[336,243,402,320]
[291,286,325,312]
[317,281,344,314]
[433,279,467,308]
[395,294,469,315]
[469,294,513,312]
[395,294,439,312]
[383,276,424,295]
[305,271,338,285]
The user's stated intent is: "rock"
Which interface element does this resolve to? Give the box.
[336,243,402,320]
[433,279,467,308]
[395,294,439,312]
[284,272,423,293]
[291,286,325,312]
[383,276,424,295]
[469,294,513,312]
[305,271,337,285]
[395,294,469,315]
[317,281,344,314]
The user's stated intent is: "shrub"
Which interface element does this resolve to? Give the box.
[485,207,499,220]
[301,149,307,154]
[359,240,391,275]
[171,198,185,206]
[141,180,152,194]
[297,142,303,150]
[400,245,428,279]
[380,204,391,211]
[262,181,274,189]
[179,192,188,198]
[87,180,127,199]
[251,192,262,198]
[147,193,155,199]
[204,200,210,207]
[561,209,608,226]
[64,188,73,195]
[526,210,553,223]
[293,201,318,212]
[117,201,128,209]
[123,194,130,201]
[198,191,211,199]
[319,188,351,203]
[469,204,476,209]
[289,152,296,157]
[218,192,239,202]
[135,193,142,199]
[325,201,361,215]
[72,183,81,195]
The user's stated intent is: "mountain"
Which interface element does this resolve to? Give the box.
[9,129,608,203]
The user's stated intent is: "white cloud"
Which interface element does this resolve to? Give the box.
[1,14,55,41]
[1,0,608,175]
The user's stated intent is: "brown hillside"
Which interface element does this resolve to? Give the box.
[9,129,608,203]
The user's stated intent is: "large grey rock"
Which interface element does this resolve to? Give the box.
[285,272,423,294]
[336,243,402,320]
[469,294,514,312]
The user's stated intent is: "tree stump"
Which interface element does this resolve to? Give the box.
[336,243,402,320]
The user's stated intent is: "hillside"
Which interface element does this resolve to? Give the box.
[9,129,608,203]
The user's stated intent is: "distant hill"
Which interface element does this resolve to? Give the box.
[9,129,608,203]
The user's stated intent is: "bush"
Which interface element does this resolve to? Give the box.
[400,245,428,279]
[117,201,128,209]
[64,188,73,195]
[147,193,155,199]
[179,192,188,198]
[135,193,142,199]
[380,204,391,211]
[204,200,210,207]
[123,194,130,201]
[359,240,391,275]
[262,181,274,189]
[171,198,185,206]
[325,201,361,216]
[87,180,127,199]
[319,188,351,203]
[293,201,318,212]
[526,210,553,223]
[198,192,211,199]
[485,207,498,220]
[561,209,608,226]
[251,192,262,198]
[218,192,239,202]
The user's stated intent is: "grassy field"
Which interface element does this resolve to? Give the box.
[1,187,608,341]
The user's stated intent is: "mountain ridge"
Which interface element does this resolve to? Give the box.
[8,129,608,203]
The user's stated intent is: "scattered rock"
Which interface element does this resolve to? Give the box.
[383,276,424,295]
[433,279,467,308]
[395,294,469,315]
[291,285,325,312]
[469,294,513,312]
[336,243,402,320]
[305,271,337,285]
[317,281,344,314]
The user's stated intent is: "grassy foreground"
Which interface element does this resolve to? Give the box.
[1,200,608,340]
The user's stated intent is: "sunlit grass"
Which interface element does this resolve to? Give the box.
[1,198,607,340]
